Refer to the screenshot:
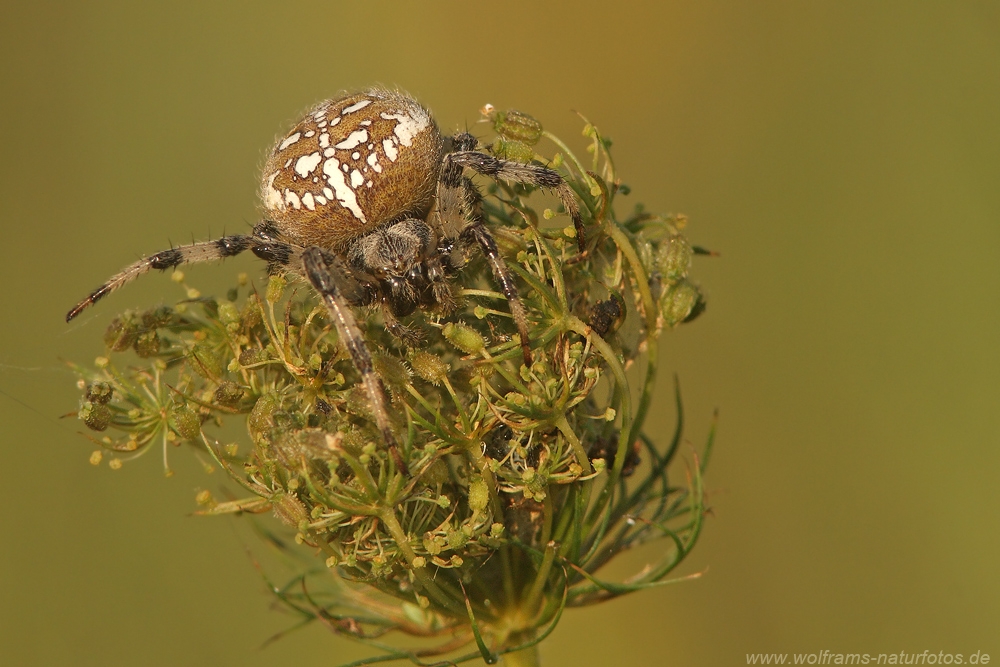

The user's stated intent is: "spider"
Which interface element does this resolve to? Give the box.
[66,88,584,475]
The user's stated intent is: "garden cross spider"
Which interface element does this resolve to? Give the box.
[66,87,585,475]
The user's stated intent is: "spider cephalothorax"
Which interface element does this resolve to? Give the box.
[66,87,584,474]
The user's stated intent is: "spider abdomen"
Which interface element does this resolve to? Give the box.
[261,89,444,250]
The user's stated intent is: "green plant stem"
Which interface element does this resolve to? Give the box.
[378,508,464,616]
[554,414,592,474]
[522,541,557,619]
[504,643,540,667]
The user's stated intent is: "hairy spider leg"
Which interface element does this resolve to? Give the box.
[461,221,533,366]
[65,224,409,476]
[66,235,254,322]
[241,231,412,477]
[235,229,411,477]
[448,149,586,253]
[435,133,534,366]
[301,247,409,476]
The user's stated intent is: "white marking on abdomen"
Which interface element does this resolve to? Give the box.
[341,99,372,114]
[380,109,430,146]
[264,171,283,211]
[279,132,302,151]
[350,169,364,187]
[335,129,369,150]
[294,152,322,178]
[383,138,398,162]
[284,189,302,210]
[301,192,316,210]
[323,159,366,222]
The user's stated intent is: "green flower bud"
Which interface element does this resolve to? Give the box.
[443,322,485,355]
[373,352,410,391]
[272,493,308,527]
[170,405,202,441]
[249,394,278,437]
[409,350,449,385]
[140,306,173,329]
[490,137,536,163]
[238,347,265,366]
[423,534,443,556]
[420,458,450,486]
[661,280,701,327]
[133,331,161,358]
[241,294,263,329]
[489,108,544,145]
[85,382,113,405]
[468,477,489,513]
[217,301,240,326]
[266,275,286,304]
[190,343,225,379]
[214,381,244,406]
[447,528,468,550]
[104,315,138,352]
[79,401,112,431]
[655,234,693,283]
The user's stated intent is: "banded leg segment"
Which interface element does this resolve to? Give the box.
[66,235,252,322]
[301,247,409,476]
[462,222,533,366]
[448,150,586,253]
[435,135,534,366]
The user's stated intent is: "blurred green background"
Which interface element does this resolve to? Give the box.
[2,2,997,665]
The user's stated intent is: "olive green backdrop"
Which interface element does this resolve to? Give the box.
[1,2,997,665]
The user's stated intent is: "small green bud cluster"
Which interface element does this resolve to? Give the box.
[653,233,705,327]
[482,104,544,163]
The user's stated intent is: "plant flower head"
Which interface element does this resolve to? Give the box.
[73,107,715,666]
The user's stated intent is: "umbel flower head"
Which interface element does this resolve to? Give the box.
[73,106,715,666]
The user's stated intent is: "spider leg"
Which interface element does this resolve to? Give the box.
[381,305,423,346]
[462,221,533,366]
[301,247,409,476]
[448,148,586,253]
[426,258,457,313]
[435,135,534,366]
[66,235,252,322]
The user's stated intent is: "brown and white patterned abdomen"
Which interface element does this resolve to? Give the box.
[260,89,444,249]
